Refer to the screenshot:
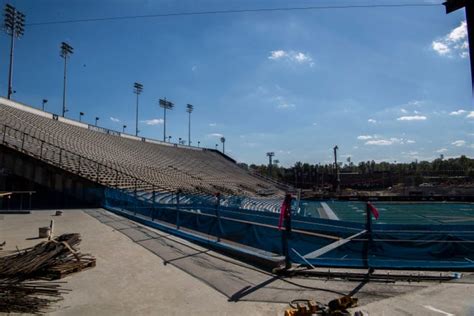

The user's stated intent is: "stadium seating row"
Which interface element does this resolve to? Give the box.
[0,101,283,199]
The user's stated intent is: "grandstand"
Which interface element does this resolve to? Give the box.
[2,97,474,272]
[0,97,288,210]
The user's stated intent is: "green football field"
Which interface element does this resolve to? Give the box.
[300,200,474,225]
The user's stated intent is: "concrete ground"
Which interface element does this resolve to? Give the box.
[1,209,473,315]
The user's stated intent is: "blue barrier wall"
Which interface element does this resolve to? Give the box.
[103,188,474,270]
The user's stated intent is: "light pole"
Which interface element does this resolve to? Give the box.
[95,117,99,126]
[133,82,143,136]
[179,137,182,145]
[4,4,25,100]
[220,137,226,154]
[168,135,172,143]
[186,104,193,146]
[42,99,48,111]
[159,98,174,142]
[333,145,340,192]
[266,152,275,177]
[122,125,127,133]
[197,141,200,148]
[79,111,84,122]
[60,42,73,117]
[215,144,218,150]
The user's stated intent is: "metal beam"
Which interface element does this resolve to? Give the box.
[303,229,367,260]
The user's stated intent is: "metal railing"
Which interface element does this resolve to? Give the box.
[0,123,174,202]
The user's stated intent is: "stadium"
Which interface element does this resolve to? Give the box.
[1,1,474,315]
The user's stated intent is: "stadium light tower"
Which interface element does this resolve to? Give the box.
[266,152,275,177]
[4,4,25,100]
[60,42,73,117]
[42,99,48,111]
[215,144,218,150]
[79,111,84,122]
[95,116,99,126]
[159,98,174,142]
[122,125,127,133]
[133,82,143,136]
[186,104,194,146]
[220,137,226,154]
[168,135,172,143]
[197,141,200,148]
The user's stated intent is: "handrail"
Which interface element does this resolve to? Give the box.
[248,168,294,192]
[0,123,175,196]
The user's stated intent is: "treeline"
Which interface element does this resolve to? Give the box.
[239,155,474,189]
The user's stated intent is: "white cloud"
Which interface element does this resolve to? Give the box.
[208,133,224,138]
[364,137,403,146]
[467,111,474,118]
[209,123,217,127]
[268,50,314,66]
[110,117,120,123]
[400,108,408,114]
[436,148,448,153]
[141,118,164,125]
[277,103,296,109]
[449,109,466,116]
[397,115,427,121]
[367,118,377,123]
[191,65,197,72]
[432,41,451,56]
[357,135,373,140]
[432,20,469,58]
[406,140,416,144]
[268,50,287,60]
[365,139,393,146]
[294,52,310,63]
[452,140,466,147]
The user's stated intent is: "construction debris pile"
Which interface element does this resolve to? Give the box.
[0,233,95,313]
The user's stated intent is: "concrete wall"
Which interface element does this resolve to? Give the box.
[0,144,104,207]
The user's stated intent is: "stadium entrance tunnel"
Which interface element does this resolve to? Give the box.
[0,144,104,209]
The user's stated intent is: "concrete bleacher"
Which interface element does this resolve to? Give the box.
[0,98,284,201]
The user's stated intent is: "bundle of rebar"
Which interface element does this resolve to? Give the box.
[0,281,67,314]
[0,233,95,313]
[0,233,95,280]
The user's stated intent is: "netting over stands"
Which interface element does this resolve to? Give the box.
[104,188,474,271]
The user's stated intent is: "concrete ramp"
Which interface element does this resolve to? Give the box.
[318,202,340,220]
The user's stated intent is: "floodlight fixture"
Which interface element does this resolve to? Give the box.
[159,98,174,141]
[4,4,26,99]
[220,136,226,154]
[266,152,275,177]
[133,82,143,136]
[186,104,194,146]
[42,99,48,111]
[60,41,73,117]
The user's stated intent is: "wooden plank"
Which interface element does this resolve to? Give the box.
[303,229,367,259]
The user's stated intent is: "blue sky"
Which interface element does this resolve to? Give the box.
[0,0,473,166]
